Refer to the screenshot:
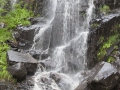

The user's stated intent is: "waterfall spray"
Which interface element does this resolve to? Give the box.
[33,0,95,90]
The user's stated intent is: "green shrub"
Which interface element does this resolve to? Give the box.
[100,5,110,14]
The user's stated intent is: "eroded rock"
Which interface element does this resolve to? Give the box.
[7,63,27,81]
[7,50,38,74]
[75,62,120,90]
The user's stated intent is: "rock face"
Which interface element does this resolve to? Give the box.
[7,50,38,75]
[75,62,120,90]
[15,25,37,49]
[87,10,120,69]
[8,63,27,81]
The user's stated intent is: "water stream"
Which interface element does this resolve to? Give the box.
[32,0,95,90]
[11,0,17,8]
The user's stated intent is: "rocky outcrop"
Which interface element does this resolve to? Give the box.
[7,63,27,81]
[15,25,37,49]
[87,10,120,69]
[7,50,38,75]
[75,61,120,90]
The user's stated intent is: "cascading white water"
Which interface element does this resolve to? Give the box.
[52,0,95,72]
[33,0,95,90]
[11,0,17,8]
[31,0,57,51]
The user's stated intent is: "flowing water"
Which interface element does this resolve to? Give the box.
[11,0,17,8]
[32,0,95,90]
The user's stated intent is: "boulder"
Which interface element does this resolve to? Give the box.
[29,50,41,60]
[7,50,38,75]
[16,25,37,49]
[75,62,120,90]
[49,72,73,90]
[7,63,27,81]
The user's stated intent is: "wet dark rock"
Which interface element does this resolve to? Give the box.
[49,72,73,90]
[0,81,15,90]
[29,50,41,60]
[50,72,61,83]
[7,50,38,75]
[7,63,27,81]
[41,53,50,60]
[75,62,120,90]
[87,11,120,69]
[16,25,37,49]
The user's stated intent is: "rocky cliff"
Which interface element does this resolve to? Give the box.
[87,0,120,69]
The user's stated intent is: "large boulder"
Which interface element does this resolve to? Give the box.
[75,62,120,90]
[7,50,38,75]
[7,63,27,81]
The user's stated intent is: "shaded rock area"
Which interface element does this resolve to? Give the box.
[15,25,37,49]
[75,61,120,90]
[7,50,38,75]
[87,8,120,69]
[7,63,27,81]
[0,76,34,90]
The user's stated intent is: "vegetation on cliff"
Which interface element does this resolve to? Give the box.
[97,24,120,62]
[0,0,33,81]
[100,5,110,14]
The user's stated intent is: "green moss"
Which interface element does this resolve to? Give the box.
[107,56,115,63]
[90,23,99,29]
[97,25,120,62]
[0,1,34,81]
[100,5,110,14]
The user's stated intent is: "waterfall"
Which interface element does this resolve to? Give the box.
[31,0,57,51]
[11,0,17,8]
[33,0,95,90]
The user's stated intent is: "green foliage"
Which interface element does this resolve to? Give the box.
[1,4,33,29]
[90,23,99,29]
[100,5,110,14]
[107,56,115,63]
[0,1,34,81]
[97,24,120,62]
[0,0,7,15]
